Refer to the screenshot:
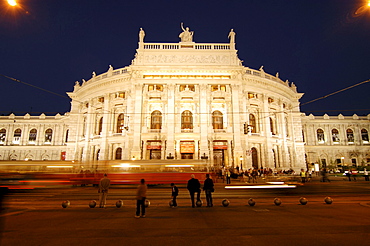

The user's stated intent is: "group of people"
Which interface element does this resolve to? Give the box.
[97,173,215,218]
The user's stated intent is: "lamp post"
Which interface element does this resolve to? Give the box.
[7,0,17,6]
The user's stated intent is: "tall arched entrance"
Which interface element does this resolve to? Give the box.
[251,147,258,169]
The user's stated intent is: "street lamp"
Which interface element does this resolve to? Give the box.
[7,0,17,6]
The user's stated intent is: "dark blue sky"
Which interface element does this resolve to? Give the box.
[1,0,369,116]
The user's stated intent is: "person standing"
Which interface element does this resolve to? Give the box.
[98,173,110,208]
[203,174,214,207]
[135,179,147,218]
[171,183,179,207]
[300,169,306,183]
[187,174,201,208]
[364,168,369,181]
[225,170,231,184]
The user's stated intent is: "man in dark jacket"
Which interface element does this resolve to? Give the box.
[203,174,214,207]
[187,174,201,208]
[170,183,179,207]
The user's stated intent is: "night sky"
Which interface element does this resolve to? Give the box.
[1,0,369,116]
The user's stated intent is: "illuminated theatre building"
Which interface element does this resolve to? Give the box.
[1,27,369,172]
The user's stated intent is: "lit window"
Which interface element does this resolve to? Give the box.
[45,129,53,143]
[249,114,257,133]
[332,129,339,142]
[97,117,103,135]
[362,129,369,142]
[116,114,124,133]
[317,129,325,143]
[0,128,6,143]
[115,92,125,98]
[269,117,275,135]
[148,84,163,91]
[248,93,256,99]
[212,111,223,129]
[151,111,162,130]
[29,129,37,142]
[181,110,193,129]
[346,129,354,142]
[211,85,226,92]
[180,85,195,92]
[13,128,21,144]
[115,148,122,160]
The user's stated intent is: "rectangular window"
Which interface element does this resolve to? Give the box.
[115,92,125,98]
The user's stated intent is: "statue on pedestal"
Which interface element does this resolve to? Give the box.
[139,28,145,43]
[179,23,194,42]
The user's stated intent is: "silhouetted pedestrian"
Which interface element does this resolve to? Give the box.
[187,174,201,208]
[135,179,147,218]
[98,173,110,208]
[171,183,179,207]
[203,174,214,207]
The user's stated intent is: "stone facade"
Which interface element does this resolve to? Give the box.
[0,28,368,172]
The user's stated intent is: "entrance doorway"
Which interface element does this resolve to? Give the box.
[150,150,161,159]
[251,147,258,169]
[213,149,224,168]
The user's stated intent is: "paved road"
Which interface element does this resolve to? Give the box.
[1,176,370,246]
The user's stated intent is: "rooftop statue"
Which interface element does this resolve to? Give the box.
[228,29,235,43]
[179,23,194,42]
[139,28,145,43]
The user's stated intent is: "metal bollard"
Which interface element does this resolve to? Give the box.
[222,199,230,207]
[248,198,256,206]
[89,200,97,208]
[116,200,123,208]
[62,200,70,208]
[274,198,282,206]
[196,200,203,207]
[324,197,333,204]
[299,197,308,205]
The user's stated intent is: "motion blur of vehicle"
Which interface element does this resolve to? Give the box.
[0,160,210,189]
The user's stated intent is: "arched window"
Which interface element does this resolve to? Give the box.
[151,111,162,129]
[346,129,354,142]
[212,111,223,129]
[0,129,6,143]
[285,116,289,137]
[115,148,122,160]
[181,110,193,129]
[65,129,69,142]
[116,114,124,133]
[45,129,53,143]
[13,129,22,143]
[361,129,369,142]
[96,149,100,160]
[269,117,275,135]
[82,115,87,137]
[249,114,256,133]
[29,129,37,142]
[317,129,325,142]
[97,117,103,135]
[332,129,339,142]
